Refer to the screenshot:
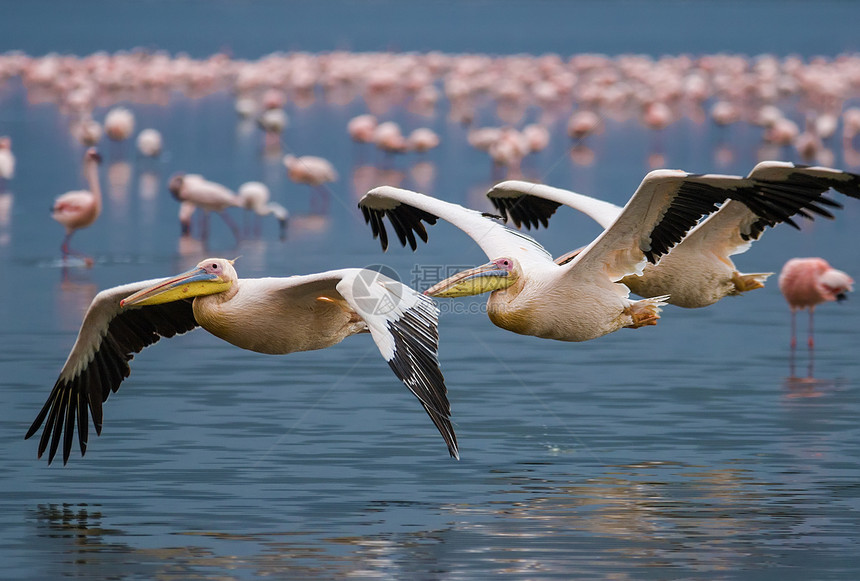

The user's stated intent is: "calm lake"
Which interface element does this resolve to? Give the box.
[2,1,860,579]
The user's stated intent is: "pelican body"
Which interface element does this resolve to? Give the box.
[26,259,457,464]
[358,168,845,342]
[488,162,860,308]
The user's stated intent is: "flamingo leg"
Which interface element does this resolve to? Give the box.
[217,210,242,243]
[807,307,816,350]
[60,231,93,267]
[789,310,798,349]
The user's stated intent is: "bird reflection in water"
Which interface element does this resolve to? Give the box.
[440,462,768,575]
[57,267,97,332]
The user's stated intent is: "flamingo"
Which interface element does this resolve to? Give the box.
[71,118,102,147]
[486,162,860,308]
[283,154,338,212]
[168,174,242,242]
[135,128,163,158]
[0,136,14,191]
[347,114,378,144]
[52,148,102,264]
[357,170,810,342]
[778,258,853,349]
[237,181,289,239]
[25,258,458,464]
[104,107,135,142]
[406,128,440,153]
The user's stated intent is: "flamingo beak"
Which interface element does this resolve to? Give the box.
[424,261,514,298]
[120,266,230,307]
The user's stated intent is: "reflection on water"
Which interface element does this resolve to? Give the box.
[28,457,858,579]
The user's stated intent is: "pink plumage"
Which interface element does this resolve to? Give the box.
[778,257,853,348]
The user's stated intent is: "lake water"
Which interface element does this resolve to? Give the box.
[2,2,860,579]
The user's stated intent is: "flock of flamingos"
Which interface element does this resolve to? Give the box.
[1,50,857,464]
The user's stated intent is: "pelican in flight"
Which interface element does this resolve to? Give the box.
[487,162,860,308]
[358,170,834,342]
[26,258,458,464]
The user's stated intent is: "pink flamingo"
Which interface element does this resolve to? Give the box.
[168,173,242,242]
[778,257,853,349]
[0,137,14,191]
[52,148,102,264]
[283,154,337,212]
[104,107,135,142]
[347,114,378,144]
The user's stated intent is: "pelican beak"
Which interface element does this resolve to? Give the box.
[120,266,231,307]
[424,261,515,298]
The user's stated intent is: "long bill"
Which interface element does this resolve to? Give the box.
[120,266,232,307]
[424,261,515,298]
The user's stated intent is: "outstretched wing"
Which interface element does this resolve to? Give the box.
[561,169,820,282]
[741,161,860,240]
[266,268,459,459]
[487,180,623,230]
[358,185,552,266]
[26,279,199,465]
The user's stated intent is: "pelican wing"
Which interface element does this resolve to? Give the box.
[359,186,552,265]
[679,162,860,260]
[269,269,459,458]
[487,180,623,230]
[561,169,819,281]
[26,279,199,465]
[740,161,860,240]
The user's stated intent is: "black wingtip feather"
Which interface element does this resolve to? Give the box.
[29,300,198,465]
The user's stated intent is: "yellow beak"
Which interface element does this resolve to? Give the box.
[120,266,231,307]
[424,261,514,298]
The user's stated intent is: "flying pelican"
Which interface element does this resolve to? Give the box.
[238,181,289,239]
[358,171,836,342]
[25,258,458,465]
[169,173,242,241]
[52,148,102,264]
[486,162,860,308]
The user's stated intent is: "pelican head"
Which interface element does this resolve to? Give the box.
[424,257,518,298]
[120,258,237,307]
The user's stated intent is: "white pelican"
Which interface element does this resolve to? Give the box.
[25,258,457,465]
[358,170,837,342]
[52,148,102,263]
[487,162,860,308]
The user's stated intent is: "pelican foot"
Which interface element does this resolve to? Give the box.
[732,271,771,293]
[623,302,661,328]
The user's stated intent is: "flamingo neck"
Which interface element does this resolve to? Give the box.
[85,158,102,210]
